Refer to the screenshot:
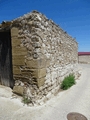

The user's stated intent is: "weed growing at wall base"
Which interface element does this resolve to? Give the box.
[61,74,76,90]
[22,95,32,105]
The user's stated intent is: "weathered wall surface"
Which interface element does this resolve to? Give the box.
[0,11,78,105]
[78,55,90,64]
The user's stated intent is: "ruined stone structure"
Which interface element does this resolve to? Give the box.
[0,11,78,105]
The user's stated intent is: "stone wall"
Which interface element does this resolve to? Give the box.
[78,55,90,64]
[0,11,78,105]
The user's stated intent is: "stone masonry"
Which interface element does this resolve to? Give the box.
[0,10,78,105]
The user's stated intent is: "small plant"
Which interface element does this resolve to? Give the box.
[61,74,76,90]
[22,95,32,105]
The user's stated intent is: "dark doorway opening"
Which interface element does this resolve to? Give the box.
[0,30,14,88]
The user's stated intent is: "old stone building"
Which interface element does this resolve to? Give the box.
[0,11,78,105]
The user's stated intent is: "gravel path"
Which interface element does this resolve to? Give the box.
[0,64,90,120]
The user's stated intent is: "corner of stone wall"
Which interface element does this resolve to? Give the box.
[11,27,47,99]
[26,58,47,87]
[11,27,27,75]
[11,27,28,96]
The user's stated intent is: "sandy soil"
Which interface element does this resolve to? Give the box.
[0,64,90,120]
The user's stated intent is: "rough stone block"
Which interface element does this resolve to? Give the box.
[46,59,50,67]
[13,75,30,83]
[51,71,57,81]
[21,71,31,76]
[12,55,25,65]
[13,66,21,74]
[45,73,51,81]
[13,86,24,95]
[46,92,52,100]
[11,27,19,37]
[12,55,25,59]
[11,37,21,46]
[37,77,45,87]
[26,58,46,69]
[28,21,33,25]
[30,68,46,78]
[12,47,27,55]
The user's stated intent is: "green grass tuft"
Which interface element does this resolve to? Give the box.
[61,74,76,90]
